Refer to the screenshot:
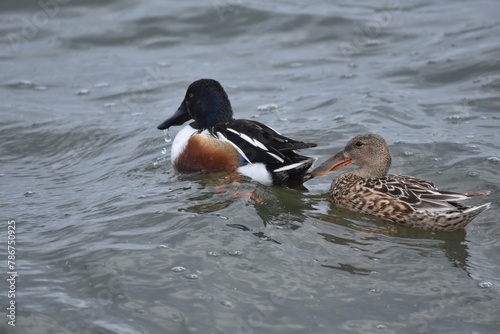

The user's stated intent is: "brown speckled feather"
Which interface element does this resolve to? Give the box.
[313,134,491,232]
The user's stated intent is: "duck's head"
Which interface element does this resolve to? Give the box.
[311,133,391,178]
[157,79,234,130]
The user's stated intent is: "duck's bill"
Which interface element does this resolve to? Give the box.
[157,102,192,130]
[310,151,352,176]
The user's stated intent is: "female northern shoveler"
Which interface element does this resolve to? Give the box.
[157,79,317,188]
[311,133,491,232]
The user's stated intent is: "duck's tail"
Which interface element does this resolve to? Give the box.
[271,156,317,188]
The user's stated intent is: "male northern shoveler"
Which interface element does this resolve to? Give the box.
[157,79,317,188]
[311,133,491,232]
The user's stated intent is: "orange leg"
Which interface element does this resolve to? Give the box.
[216,173,241,191]
[215,173,264,204]
[233,190,265,204]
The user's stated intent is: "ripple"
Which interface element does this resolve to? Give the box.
[7,80,35,88]
[207,251,220,257]
[184,273,199,280]
[76,89,91,95]
[171,266,186,272]
[220,300,234,308]
[478,281,493,288]
[368,288,382,295]
[257,104,279,111]
[227,250,243,256]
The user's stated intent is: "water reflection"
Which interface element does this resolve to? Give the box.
[314,203,471,275]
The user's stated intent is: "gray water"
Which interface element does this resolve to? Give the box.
[1,1,500,333]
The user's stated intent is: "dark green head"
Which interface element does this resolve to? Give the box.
[157,79,234,130]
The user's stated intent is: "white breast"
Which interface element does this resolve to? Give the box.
[171,125,198,164]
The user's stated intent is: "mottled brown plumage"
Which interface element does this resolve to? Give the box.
[312,134,491,231]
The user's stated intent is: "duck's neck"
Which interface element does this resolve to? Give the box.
[348,159,391,179]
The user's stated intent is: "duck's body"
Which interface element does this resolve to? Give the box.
[312,134,490,231]
[158,79,317,188]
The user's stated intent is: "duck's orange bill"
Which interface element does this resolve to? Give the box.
[310,151,353,177]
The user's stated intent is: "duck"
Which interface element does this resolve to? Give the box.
[157,79,317,188]
[311,133,491,231]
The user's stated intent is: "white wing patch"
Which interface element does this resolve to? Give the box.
[241,132,268,151]
[215,131,252,164]
[215,131,227,141]
[226,127,285,163]
[227,128,267,151]
[267,152,284,163]
[274,160,311,172]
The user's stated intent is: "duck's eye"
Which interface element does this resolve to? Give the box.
[188,93,194,98]
[355,141,364,147]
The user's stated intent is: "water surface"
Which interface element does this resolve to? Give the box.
[1,1,499,333]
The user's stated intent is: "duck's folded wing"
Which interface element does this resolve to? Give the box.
[363,175,470,211]
[208,119,316,164]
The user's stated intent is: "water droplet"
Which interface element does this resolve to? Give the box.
[375,323,386,330]
[207,251,220,257]
[157,244,169,249]
[403,151,413,156]
[24,191,35,197]
[467,171,479,177]
[487,157,499,164]
[94,82,109,88]
[368,288,382,295]
[221,300,234,307]
[184,273,199,280]
[161,147,167,155]
[227,250,243,257]
[163,129,172,143]
[478,281,492,288]
[104,102,116,108]
[257,104,278,111]
[172,266,186,272]
[76,89,90,95]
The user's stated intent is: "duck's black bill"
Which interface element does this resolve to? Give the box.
[157,103,191,130]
